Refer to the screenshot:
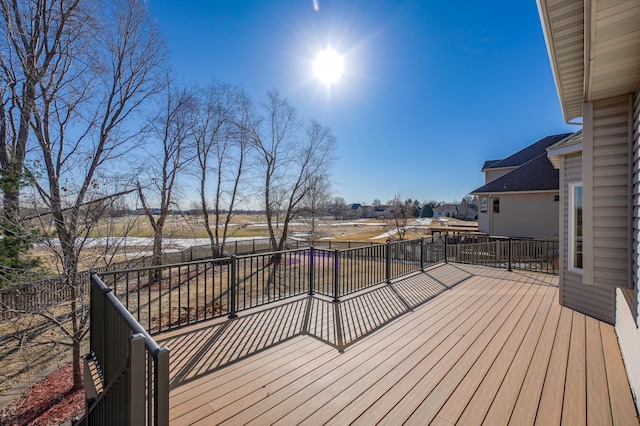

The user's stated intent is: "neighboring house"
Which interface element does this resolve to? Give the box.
[432,199,477,220]
[538,0,640,413]
[470,133,572,239]
[433,203,458,218]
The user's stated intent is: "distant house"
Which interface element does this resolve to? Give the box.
[431,199,477,221]
[433,204,457,218]
[538,0,640,412]
[471,133,573,239]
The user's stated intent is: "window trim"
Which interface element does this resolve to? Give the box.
[568,182,583,274]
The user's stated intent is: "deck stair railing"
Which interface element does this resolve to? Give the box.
[75,272,169,426]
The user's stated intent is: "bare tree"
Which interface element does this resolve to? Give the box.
[0,0,86,272]
[193,82,250,257]
[331,196,347,220]
[301,174,332,237]
[137,83,195,273]
[246,90,336,253]
[18,0,166,389]
[386,194,414,240]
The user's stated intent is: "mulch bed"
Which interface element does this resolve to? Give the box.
[0,363,84,426]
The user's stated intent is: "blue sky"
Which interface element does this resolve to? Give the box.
[149,0,576,206]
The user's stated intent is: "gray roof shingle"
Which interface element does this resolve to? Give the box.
[484,133,572,169]
[471,133,572,194]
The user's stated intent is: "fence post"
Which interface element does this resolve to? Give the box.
[508,238,512,271]
[229,255,237,318]
[308,247,315,295]
[333,250,340,303]
[386,241,391,283]
[129,334,145,426]
[444,233,448,264]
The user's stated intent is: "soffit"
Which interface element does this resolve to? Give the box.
[539,0,640,122]
[538,0,585,122]
[587,0,640,102]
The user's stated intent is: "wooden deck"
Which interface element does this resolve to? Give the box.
[157,263,639,425]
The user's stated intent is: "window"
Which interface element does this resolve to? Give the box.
[480,197,488,213]
[554,195,559,202]
[492,197,499,213]
[568,182,582,272]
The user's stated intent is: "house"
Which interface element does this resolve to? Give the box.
[432,203,458,218]
[538,0,640,413]
[471,133,572,239]
[432,199,477,220]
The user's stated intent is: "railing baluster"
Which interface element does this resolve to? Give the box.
[229,255,237,319]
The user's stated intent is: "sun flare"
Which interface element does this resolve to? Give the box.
[313,48,344,86]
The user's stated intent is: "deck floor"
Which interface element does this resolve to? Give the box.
[157,263,639,425]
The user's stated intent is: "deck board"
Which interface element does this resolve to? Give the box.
[313,278,522,425]
[429,279,542,425]
[535,306,573,425]
[157,263,639,425]
[563,312,587,424]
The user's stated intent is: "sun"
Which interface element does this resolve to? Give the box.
[313,48,344,86]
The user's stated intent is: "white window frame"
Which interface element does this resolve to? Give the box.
[568,182,583,273]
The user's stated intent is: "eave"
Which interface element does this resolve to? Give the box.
[538,0,640,122]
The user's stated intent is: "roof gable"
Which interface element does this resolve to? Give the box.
[471,153,559,194]
[484,133,572,170]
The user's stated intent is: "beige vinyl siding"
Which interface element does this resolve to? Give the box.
[561,153,615,324]
[490,192,559,239]
[484,167,514,184]
[584,95,633,288]
[615,90,640,413]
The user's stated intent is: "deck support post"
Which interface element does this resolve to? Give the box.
[229,255,237,318]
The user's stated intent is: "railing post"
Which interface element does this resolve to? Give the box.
[129,334,145,426]
[444,233,448,264]
[155,347,170,426]
[420,238,425,271]
[333,249,340,303]
[229,255,237,318]
[386,241,391,283]
[308,247,315,295]
[508,237,512,271]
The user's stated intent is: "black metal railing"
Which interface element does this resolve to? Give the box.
[97,234,558,335]
[98,236,448,334]
[76,273,169,426]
